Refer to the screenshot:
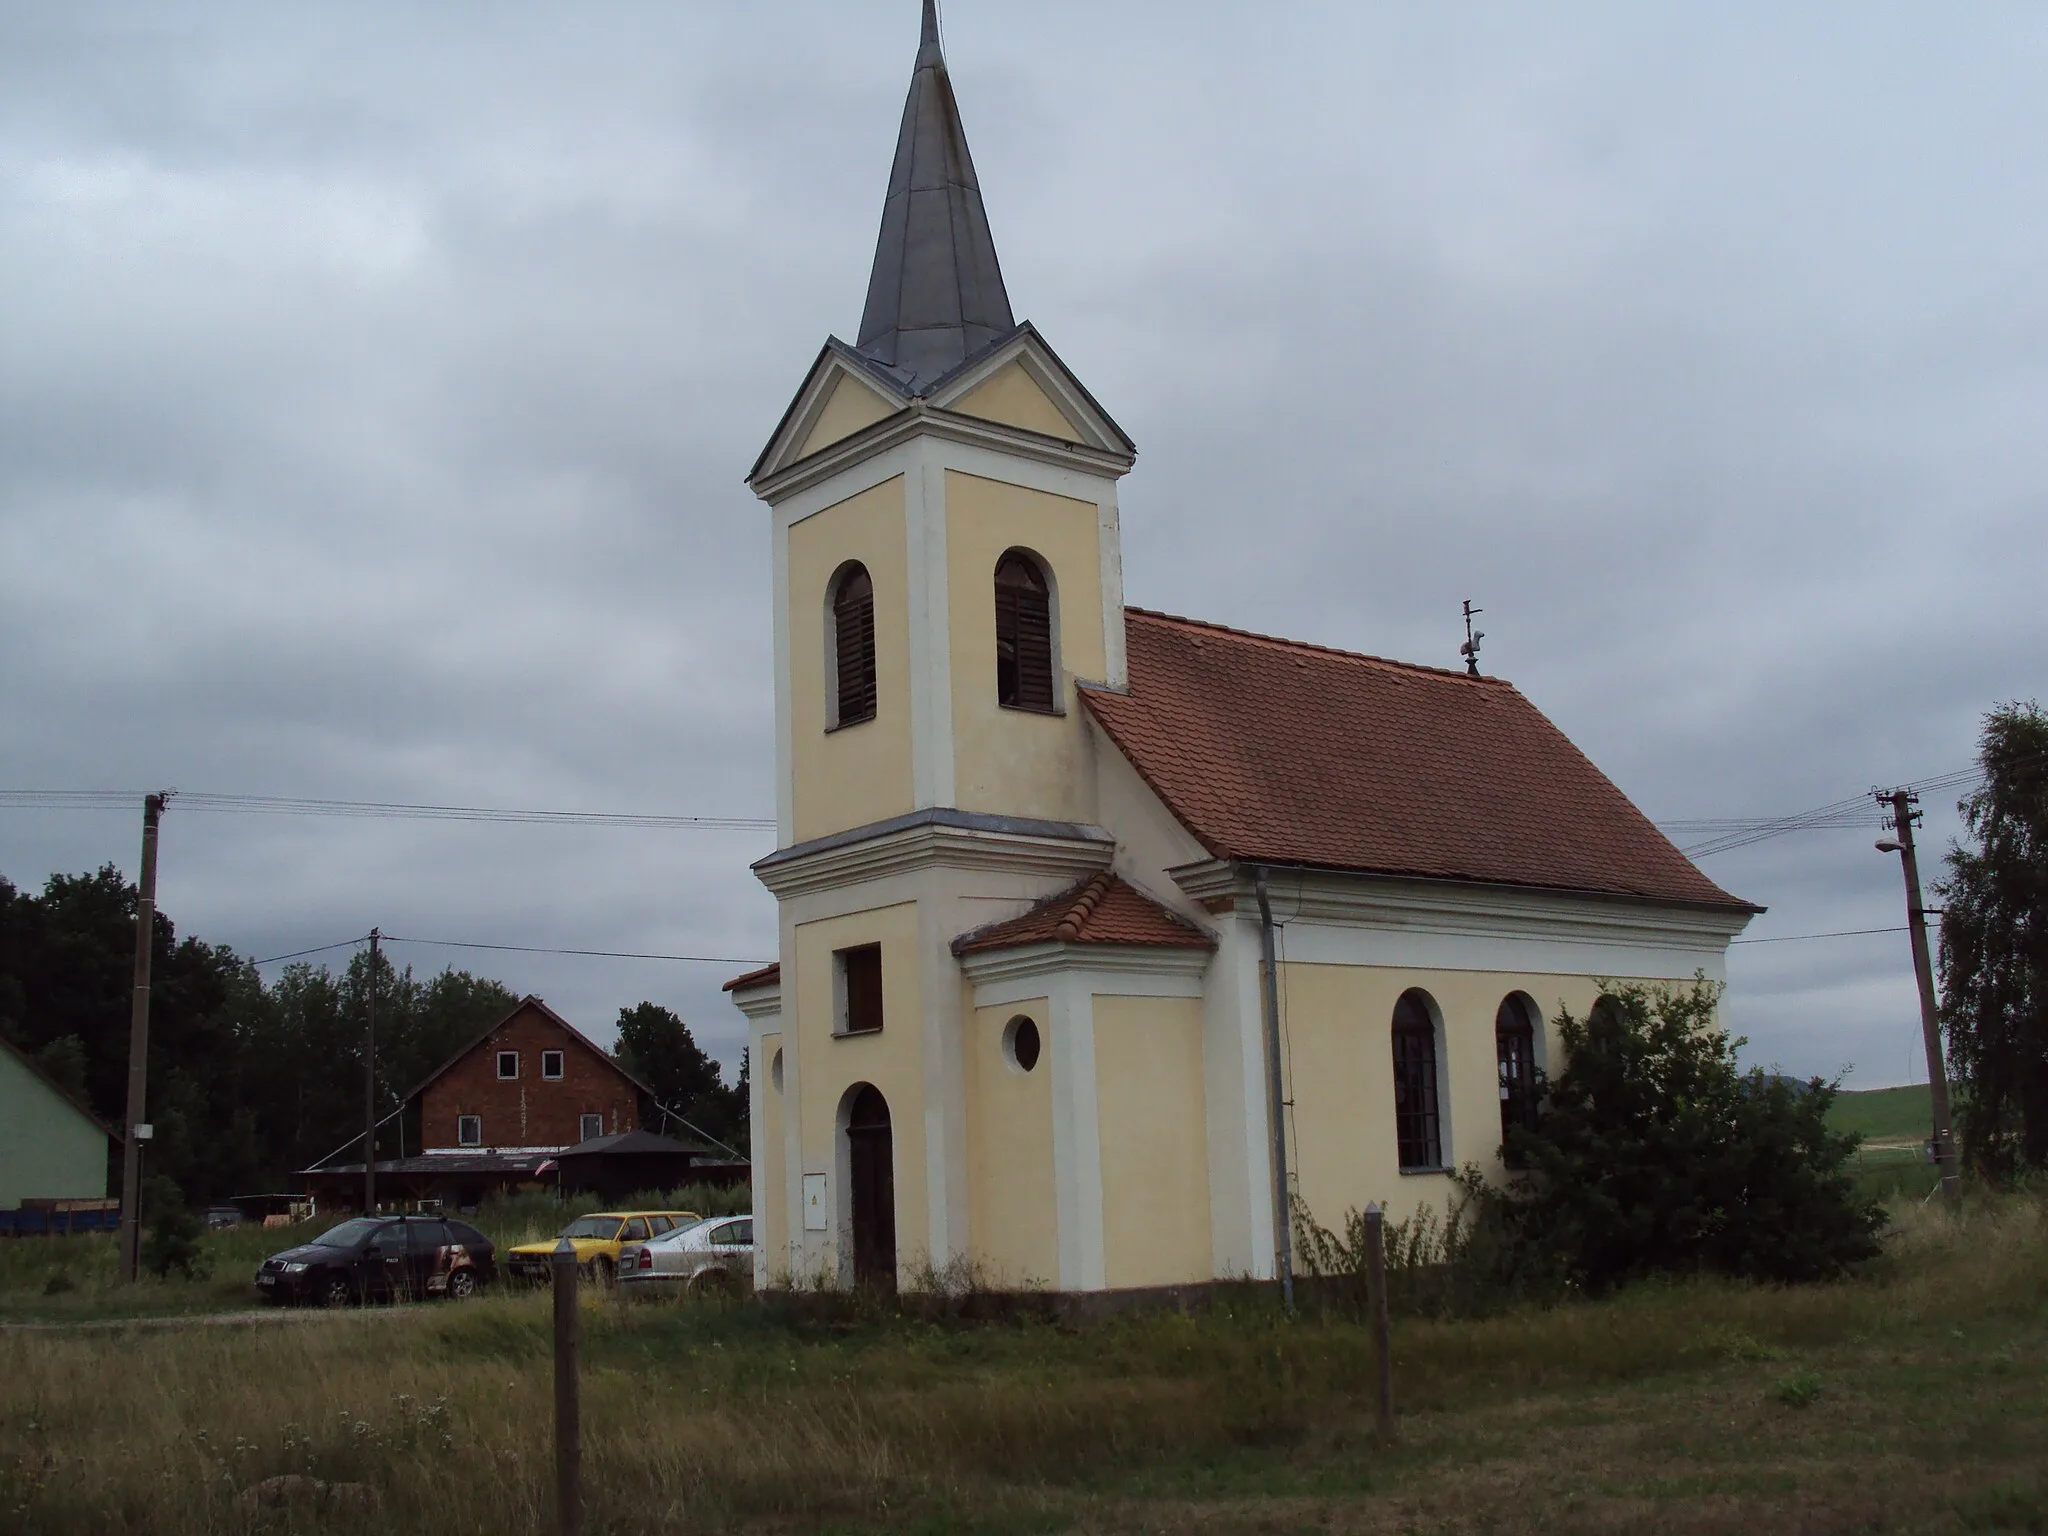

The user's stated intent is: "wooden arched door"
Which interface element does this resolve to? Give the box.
[845,1084,896,1290]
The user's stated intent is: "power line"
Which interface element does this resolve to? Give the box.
[1661,747,2048,859]
[1729,925,1909,946]
[252,936,370,966]
[381,935,769,966]
[0,788,771,831]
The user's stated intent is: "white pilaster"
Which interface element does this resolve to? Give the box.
[735,988,783,1291]
[1048,971,1106,1290]
[904,443,955,809]
[919,874,970,1270]
[777,910,815,1284]
[1204,914,1272,1279]
[1097,486,1127,689]
[772,516,793,847]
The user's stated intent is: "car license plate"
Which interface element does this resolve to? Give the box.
[257,1274,275,1286]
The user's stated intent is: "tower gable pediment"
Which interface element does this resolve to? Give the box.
[749,340,912,489]
[924,325,1134,458]
[749,326,1136,500]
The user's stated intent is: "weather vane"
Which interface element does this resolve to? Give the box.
[1460,600,1485,677]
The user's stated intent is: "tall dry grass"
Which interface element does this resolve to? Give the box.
[2,1190,2043,1533]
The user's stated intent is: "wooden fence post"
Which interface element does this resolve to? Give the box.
[1365,1202,1394,1442]
[551,1237,582,1536]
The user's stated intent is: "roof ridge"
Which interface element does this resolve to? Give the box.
[1123,606,1511,685]
[1053,868,1116,941]
[950,869,1215,954]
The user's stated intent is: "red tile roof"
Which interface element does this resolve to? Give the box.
[953,870,1216,955]
[722,962,781,993]
[1081,609,1752,911]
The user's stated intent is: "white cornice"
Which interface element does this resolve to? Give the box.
[961,941,1212,997]
[1166,861,1754,952]
[753,402,1133,505]
[730,985,782,1022]
[755,816,1113,900]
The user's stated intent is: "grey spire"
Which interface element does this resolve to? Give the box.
[855,0,1016,389]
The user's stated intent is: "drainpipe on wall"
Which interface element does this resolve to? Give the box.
[1254,867,1295,1310]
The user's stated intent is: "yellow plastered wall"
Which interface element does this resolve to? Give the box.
[1095,995,1212,1289]
[949,361,1079,442]
[789,476,914,842]
[800,373,899,459]
[1280,967,1687,1230]
[756,1030,787,1274]
[945,470,1105,824]
[966,1000,1057,1286]
[792,903,927,1279]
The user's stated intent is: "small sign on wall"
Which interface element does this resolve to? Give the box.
[802,1173,828,1231]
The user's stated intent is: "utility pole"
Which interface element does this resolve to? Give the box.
[117,792,168,1284]
[552,1237,583,1536]
[1876,788,1962,1204]
[364,927,381,1214]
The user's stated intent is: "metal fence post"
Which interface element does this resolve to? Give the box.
[551,1237,582,1536]
[1364,1202,1394,1442]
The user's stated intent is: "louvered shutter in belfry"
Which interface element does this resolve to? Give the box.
[1014,583,1054,711]
[994,554,1056,713]
[834,567,877,725]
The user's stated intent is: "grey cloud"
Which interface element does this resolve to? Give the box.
[4,2,2043,1078]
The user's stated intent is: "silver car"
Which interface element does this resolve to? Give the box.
[618,1214,753,1295]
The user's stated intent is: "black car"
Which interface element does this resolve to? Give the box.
[255,1214,496,1306]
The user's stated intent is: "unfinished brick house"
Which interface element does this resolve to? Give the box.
[416,996,650,1153]
[300,997,662,1214]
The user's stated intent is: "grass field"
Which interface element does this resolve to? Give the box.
[3,1191,2045,1534]
[1830,1083,1936,1144]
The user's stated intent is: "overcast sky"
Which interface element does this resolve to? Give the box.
[3,3,2042,1089]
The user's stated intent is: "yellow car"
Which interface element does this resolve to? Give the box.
[506,1211,699,1285]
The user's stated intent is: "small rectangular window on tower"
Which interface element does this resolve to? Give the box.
[496,1050,518,1080]
[579,1112,603,1143]
[836,944,885,1036]
[541,1050,564,1080]
[457,1115,482,1147]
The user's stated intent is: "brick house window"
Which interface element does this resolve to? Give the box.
[836,944,884,1035]
[497,1050,518,1080]
[458,1115,482,1147]
[579,1113,603,1142]
[542,1050,564,1080]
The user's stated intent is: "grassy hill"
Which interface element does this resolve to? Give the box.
[1830,1083,1933,1142]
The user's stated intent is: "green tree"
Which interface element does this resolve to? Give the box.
[613,1002,746,1154]
[31,1035,91,1104]
[1487,978,1882,1290]
[1938,700,2048,1179]
[139,1173,210,1281]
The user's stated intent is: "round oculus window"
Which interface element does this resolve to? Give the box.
[1004,1016,1042,1073]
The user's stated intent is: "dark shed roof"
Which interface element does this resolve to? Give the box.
[557,1130,707,1161]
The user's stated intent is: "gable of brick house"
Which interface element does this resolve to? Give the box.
[411,996,653,1152]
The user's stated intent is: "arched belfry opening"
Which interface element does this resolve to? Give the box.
[994,550,1055,712]
[843,1083,897,1289]
[829,563,877,728]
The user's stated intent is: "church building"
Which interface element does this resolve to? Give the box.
[726,3,1757,1294]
